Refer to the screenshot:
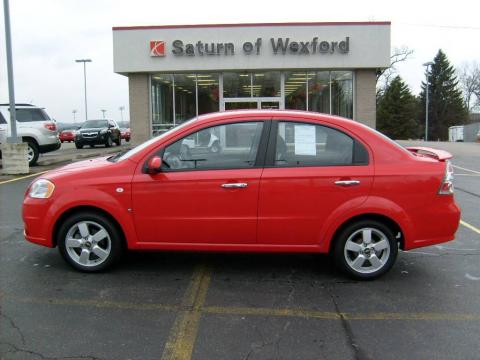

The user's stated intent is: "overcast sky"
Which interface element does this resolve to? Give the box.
[0,0,479,123]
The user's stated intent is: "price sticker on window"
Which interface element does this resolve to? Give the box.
[294,124,316,155]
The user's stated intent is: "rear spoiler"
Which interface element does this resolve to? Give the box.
[406,147,452,161]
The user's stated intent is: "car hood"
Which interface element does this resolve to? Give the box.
[43,157,113,179]
[79,128,103,132]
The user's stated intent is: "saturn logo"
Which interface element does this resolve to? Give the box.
[150,41,165,57]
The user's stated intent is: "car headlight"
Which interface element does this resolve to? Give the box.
[29,179,55,199]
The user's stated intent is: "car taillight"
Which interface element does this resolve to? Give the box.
[44,122,56,131]
[438,160,454,195]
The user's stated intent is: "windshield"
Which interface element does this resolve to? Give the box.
[111,118,198,163]
[81,120,108,128]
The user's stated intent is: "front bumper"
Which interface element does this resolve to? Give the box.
[39,140,61,154]
[76,133,108,144]
[23,197,54,248]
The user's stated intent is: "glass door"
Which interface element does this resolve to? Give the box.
[223,99,281,111]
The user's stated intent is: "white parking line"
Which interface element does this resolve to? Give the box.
[453,165,480,175]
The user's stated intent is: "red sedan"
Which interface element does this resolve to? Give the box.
[22,110,460,279]
[120,128,131,142]
[59,130,75,143]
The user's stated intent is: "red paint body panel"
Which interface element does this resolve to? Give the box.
[59,131,75,142]
[22,110,461,255]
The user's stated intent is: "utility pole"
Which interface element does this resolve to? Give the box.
[72,109,77,123]
[119,106,125,123]
[101,109,107,119]
[423,61,434,142]
[75,59,92,122]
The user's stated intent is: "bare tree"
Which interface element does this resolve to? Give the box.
[457,62,480,113]
[376,47,414,98]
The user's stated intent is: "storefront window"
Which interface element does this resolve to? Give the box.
[331,71,353,119]
[196,73,219,115]
[174,74,196,124]
[252,72,280,97]
[285,72,307,110]
[223,72,251,97]
[308,71,330,114]
[151,74,173,127]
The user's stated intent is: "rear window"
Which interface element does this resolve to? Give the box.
[81,120,108,128]
[13,108,50,122]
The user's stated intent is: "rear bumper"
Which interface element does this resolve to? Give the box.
[39,141,61,154]
[404,197,461,250]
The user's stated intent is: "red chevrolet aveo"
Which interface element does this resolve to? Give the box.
[22,110,460,279]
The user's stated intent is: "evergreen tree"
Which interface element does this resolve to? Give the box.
[377,76,420,139]
[419,50,468,141]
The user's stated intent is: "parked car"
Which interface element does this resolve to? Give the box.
[0,103,60,166]
[59,129,75,143]
[120,128,131,142]
[75,119,121,149]
[0,127,6,145]
[22,110,460,279]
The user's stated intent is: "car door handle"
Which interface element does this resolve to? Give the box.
[334,180,361,186]
[221,183,248,189]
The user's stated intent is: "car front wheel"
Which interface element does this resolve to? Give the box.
[105,136,112,148]
[57,212,123,272]
[75,142,83,149]
[333,220,398,280]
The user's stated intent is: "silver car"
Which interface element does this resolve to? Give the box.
[0,103,61,166]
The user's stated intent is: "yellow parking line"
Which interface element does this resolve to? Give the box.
[161,263,212,360]
[461,220,480,235]
[0,171,47,185]
[3,292,480,322]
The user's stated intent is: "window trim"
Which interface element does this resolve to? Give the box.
[143,120,271,173]
[264,119,369,168]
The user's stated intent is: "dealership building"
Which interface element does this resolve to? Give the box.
[112,21,390,143]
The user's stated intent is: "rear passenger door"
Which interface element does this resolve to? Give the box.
[258,120,373,245]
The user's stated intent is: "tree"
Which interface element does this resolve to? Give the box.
[457,62,480,113]
[419,50,468,141]
[377,76,420,139]
[376,46,414,99]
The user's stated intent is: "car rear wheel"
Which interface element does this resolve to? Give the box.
[75,142,83,149]
[333,220,398,280]
[105,136,112,148]
[57,212,123,272]
[25,140,39,166]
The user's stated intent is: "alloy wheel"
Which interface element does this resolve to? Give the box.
[65,221,112,267]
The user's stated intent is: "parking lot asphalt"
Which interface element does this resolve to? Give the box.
[1,141,480,360]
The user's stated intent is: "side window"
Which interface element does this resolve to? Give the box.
[14,108,49,122]
[162,122,264,170]
[0,112,6,124]
[275,121,363,167]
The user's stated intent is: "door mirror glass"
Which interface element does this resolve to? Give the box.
[146,156,163,173]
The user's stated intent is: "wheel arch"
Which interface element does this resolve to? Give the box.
[52,205,127,248]
[328,213,405,253]
[22,136,39,147]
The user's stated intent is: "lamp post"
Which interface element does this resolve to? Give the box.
[119,106,125,123]
[72,109,77,123]
[101,109,107,119]
[75,59,92,122]
[423,61,434,142]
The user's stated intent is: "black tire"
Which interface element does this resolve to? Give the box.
[57,211,123,272]
[116,137,122,146]
[61,140,64,143]
[25,139,39,166]
[105,136,112,148]
[333,220,398,280]
[75,142,83,149]
[126,138,130,142]
[90,145,95,148]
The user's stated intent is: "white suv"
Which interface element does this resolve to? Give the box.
[0,104,61,166]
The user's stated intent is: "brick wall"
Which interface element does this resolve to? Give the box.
[355,69,377,128]
[128,73,150,144]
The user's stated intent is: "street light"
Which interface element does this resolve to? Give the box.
[101,109,107,119]
[119,106,125,123]
[75,59,92,123]
[72,109,77,123]
[423,61,434,142]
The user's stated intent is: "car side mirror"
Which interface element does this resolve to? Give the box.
[146,156,162,174]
